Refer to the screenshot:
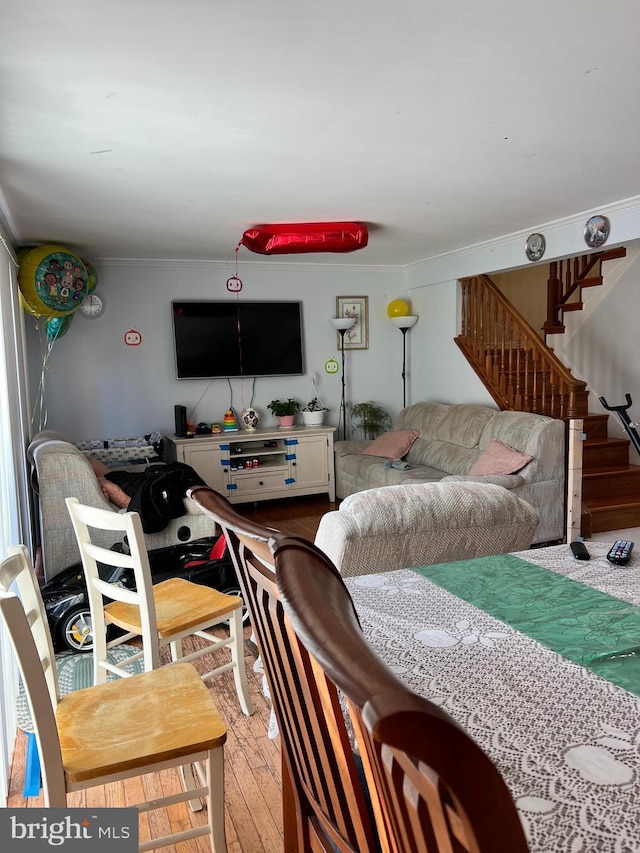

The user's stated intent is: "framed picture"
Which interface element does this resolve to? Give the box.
[336,296,369,350]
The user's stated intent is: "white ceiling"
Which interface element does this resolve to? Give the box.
[2,0,640,267]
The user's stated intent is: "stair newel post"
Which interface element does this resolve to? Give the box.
[566,418,584,544]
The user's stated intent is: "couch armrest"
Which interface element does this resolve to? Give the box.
[441,473,525,489]
[314,481,538,577]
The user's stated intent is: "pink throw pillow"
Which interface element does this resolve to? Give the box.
[99,479,131,509]
[362,430,419,459]
[469,439,532,475]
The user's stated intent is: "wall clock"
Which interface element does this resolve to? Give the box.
[79,292,106,319]
[525,233,546,262]
[584,215,610,249]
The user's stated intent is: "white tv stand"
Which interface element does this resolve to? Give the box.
[164,425,336,504]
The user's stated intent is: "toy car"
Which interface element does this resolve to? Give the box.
[41,535,248,653]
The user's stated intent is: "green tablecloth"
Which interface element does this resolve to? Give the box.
[412,554,640,696]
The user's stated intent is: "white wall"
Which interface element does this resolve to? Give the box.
[26,260,409,442]
[400,277,495,406]
[24,197,640,444]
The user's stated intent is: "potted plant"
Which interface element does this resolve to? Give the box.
[301,397,329,427]
[267,398,301,428]
[348,401,392,440]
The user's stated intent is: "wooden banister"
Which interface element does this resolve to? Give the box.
[543,247,626,335]
[455,274,588,419]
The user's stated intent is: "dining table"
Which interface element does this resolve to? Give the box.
[343,540,640,853]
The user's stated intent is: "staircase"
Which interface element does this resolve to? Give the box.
[542,248,627,336]
[456,265,640,536]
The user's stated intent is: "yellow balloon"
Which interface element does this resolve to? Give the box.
[19,244,88,318]
[82,259,99,295]
[387,299,409,318]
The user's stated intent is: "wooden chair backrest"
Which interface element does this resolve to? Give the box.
[0,545,59,708]
[0,547,67,805]
[188,486,381,853]
[65,497,161,672]
[272,535,531,853]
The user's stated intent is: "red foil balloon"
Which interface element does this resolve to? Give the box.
[241,222,368,255]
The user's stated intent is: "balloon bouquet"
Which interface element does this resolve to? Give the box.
[18,243,99,428]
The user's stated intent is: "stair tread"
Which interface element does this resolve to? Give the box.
[584,437,629,448]
[585,495,640,510]
[582,465,640,479]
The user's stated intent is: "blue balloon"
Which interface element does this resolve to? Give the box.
[46,314,73,341]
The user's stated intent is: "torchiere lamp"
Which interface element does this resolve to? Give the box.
[390,314,418,408]
[329,316,357,440]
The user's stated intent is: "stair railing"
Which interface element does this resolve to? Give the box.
[543,248,626,335]
[456,274,587,419]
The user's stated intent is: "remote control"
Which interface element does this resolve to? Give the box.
[606,540,634,566]
[570,541,590,561]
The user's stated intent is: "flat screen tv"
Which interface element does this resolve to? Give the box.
[172,300,304,379]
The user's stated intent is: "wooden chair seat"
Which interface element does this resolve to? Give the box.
[104,577,243,637]
[57,663,226,785]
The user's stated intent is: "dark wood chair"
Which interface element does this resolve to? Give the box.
[271,534,531,853]
[188,485,384,853]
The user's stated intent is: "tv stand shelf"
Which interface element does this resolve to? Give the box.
[164,425,336,504]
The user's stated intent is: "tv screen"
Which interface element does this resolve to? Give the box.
[172,300,304,379]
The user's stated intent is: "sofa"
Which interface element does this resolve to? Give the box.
[28,430,219,581]
[334,402,566,545]
[314,481,539,577]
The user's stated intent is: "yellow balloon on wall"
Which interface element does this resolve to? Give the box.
[387,299,409,318]
[19,244,88,318]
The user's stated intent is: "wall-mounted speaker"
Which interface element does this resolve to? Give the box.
[174,404,187,437]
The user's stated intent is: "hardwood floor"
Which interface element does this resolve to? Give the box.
[7,495,334,852]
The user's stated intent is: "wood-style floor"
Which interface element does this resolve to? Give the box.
[7,495,335,852]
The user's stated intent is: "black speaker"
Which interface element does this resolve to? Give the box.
[174,404,187,437]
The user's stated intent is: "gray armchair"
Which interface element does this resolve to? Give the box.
[28,431,218,580]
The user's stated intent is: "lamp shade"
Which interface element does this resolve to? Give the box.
[329,317,357,330]
[391,315,418,329]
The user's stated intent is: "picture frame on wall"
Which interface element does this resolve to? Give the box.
[336,296,369,350]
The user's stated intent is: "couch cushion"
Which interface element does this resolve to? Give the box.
[469,439,533,475]
[361,429,419,459]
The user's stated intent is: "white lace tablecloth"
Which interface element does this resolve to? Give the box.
[344,542,640,853]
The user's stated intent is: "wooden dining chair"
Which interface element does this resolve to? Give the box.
[65,497,254,717]
[0,545,228,852]
[271,534,531,853]
[188,484,385,853]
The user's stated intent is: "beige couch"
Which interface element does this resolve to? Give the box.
[28,430,218,580]
[314,481,539,577]
[334,402,566,545]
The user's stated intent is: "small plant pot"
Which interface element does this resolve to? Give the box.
[302,410,326,426]
[277,415,296,428]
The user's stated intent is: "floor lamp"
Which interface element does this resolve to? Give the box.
[329,317,356,440]
[390,315,418,408]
